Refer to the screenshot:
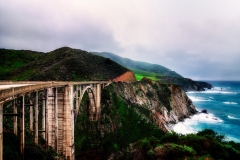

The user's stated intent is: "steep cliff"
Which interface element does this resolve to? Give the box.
[103,78,197,132]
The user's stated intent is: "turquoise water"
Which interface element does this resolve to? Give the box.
[173,81,240,142]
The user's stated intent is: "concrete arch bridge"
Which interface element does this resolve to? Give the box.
[0,81,109,160]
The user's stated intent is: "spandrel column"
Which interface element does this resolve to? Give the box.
[20,95,25,159]
[34,91,39,144]
[13,99,17,135]
[42,91,46,140]
[0,103,3,160]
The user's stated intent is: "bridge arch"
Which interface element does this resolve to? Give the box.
[74,85,98,122]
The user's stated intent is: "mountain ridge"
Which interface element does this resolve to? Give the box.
[1,47,134,81]
[92,51,183,78]
[92,51,212,91]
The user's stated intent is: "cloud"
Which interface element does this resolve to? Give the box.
[0,0,122,52]
[1,0,240,80]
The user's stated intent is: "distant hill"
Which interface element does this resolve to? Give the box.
[92,52,183,79]
[92,51,212,91]
[1,47,130,81]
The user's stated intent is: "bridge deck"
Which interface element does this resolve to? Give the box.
[0,84,34,90]
[0,81,109,103]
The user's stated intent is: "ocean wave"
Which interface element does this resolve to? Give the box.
[204,90,237,94]
[191,113,223,123]
[214,87,226,90]
[188,90,237,94]
[223,102,238,105]
[172,121,197,134]
[173,113,223,134]
[228,115,240,119]
[188,96,212,102]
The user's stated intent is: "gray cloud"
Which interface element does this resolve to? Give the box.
[1,0,240,80]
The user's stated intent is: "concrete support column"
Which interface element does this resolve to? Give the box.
[30,98,33,132]
[34,91,38,144]
[20,95,25,159]
[54,88,58,152]
[75,86,79,119]
[13,99,17,135]
[57,90,64,155]
[46,88,54,148]
[74,85,82,123]
[45,89,49,149]
[42,92,46,139]
[87,88,95,121]
[64,85,74,160]
[0,103,3,160]
[96,84,101,120]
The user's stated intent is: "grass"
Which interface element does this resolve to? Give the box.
[135,74,158,81]
[129,67,163,81]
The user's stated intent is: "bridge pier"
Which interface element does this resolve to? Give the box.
[34,91,38,144]
[0,103,3,160]
[42,93,46,140]
[13,99,17,135]
[29,97,33,132]
[20,95,25,159]
[96,84,101,120]
[54,88,58,152]
[63,85,74,160]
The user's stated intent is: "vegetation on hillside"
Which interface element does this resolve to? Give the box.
[92,51,212,91]
[0,49,44,79]
[3,88,240,159]
[92,52,183,78]
[1,47,129,81]
[73,84,240,159]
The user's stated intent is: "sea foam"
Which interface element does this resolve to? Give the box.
[188,96,212,102]
[187,87,237,94]
[223,102,238,105]
[228,115,240,120]
[173,113,222,134]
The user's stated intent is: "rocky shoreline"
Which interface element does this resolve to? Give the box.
[157,76,213,92]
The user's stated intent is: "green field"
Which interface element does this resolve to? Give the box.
[129,67,162,81]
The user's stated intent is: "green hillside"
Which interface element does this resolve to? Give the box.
[0,49,44,79]
[1,47,129,81]
[92,52,183,80]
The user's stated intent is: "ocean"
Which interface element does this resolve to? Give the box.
[173,81,240,143]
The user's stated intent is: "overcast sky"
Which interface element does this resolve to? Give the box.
[1,0,240,80]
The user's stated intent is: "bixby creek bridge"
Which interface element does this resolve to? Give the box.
[0,81,109,160]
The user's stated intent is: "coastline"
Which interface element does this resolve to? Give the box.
[172,81,240,142]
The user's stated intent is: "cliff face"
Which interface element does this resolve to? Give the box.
[108,79,197,131]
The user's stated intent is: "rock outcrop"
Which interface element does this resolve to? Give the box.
[109,79,197,131]
[158,76,212,91]
[112,71,136,82]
